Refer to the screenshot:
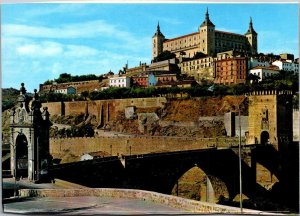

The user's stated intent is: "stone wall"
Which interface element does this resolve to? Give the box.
[43,102,62,116]
[235,116,249,137]
[293,110,299,141]
[50,136,241,159]
[19,188,264,214]
[43,97,167,122]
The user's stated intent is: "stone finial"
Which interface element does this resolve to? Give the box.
[33,89,39,100]
[20,83,27,95]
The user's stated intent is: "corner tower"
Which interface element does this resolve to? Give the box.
[152,22,165,60]
[245,17,258,55]
[199,8,215,56]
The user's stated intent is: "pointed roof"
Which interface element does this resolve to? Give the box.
[153,21,165,37]
[200,7,215,27]
[245,17,257,35]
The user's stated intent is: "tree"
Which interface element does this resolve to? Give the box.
[247,73,260,84]
[193,52,207,59]
[153,51,176,62]
[81,91,89,100]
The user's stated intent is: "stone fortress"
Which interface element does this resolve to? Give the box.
[152,8,257,59]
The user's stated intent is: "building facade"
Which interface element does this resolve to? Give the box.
[152,9,258,60]
[39,80,102,94]
[249,66,280,82]
[213,57,248,85]
[272,60,299,74]
[109,76,131,88]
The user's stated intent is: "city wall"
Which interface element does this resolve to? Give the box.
[19,188,264,214]
[50,136,241,158]
[43,97,167,119]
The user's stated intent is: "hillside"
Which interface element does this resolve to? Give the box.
[2,88,19,111]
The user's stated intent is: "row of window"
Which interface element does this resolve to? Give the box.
[110,79,127,83]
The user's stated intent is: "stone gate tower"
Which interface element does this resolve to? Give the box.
[247,90,293,148]
[10,83,52,182]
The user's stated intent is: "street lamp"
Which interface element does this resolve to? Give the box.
[208,85,243,213]
[237,100,243,213]
[10,142,17,198]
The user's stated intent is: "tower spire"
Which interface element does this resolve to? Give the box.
[153,21,164,37]
[205,7,209,20]
[200,7,215,27]
[157,21,161,33]
[245,16,257,35]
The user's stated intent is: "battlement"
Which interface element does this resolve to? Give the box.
[250,90,293,96]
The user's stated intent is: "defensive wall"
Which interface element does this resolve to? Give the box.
[50,136,241,159]
[43,97,167,119]
[19,188,266,214]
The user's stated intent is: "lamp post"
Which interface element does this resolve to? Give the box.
[237,104,243,213]
[10,142,17,198]
[208,85,243,213]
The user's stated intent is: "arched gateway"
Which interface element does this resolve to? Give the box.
[10,83,52,182]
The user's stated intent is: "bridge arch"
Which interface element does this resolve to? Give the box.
[171,164,230,203]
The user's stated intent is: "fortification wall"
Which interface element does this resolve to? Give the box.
[43,102,62,116]
[50,136,240,159]
[64,101,87,116]
[42,97,167,120]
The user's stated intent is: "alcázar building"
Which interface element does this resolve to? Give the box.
[152,8,258,60]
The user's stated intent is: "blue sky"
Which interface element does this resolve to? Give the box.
[1,3,299,92]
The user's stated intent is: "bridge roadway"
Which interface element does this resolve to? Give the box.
[2,178,189,215]
[4,196,190,215]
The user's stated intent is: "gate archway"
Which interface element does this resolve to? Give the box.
[260,131,270,145]
[15,134,28,178]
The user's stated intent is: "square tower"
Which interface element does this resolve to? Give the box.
[247,90,293,148]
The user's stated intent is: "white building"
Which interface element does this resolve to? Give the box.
[249,66,280,82]
[109,76,131,87]
[248,57,270,69]
[54,88,67,94]
[272,60,299,74]
[80,151,110,161]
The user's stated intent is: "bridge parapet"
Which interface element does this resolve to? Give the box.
[19,188,268,214]
[50,136,245,161]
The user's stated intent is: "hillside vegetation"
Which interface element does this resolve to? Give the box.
[2,88,19,111]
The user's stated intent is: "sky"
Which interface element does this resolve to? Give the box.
[1,3,299,92]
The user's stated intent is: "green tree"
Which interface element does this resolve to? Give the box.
[81,91,89,100]
[153,51,176,62]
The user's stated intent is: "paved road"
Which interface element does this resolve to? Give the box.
[3,178,191,215]
[4,196,190,215]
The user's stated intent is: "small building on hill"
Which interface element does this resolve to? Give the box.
[249,66,280,82]
[80,151,111,161]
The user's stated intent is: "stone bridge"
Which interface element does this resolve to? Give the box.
[50,145,278,203]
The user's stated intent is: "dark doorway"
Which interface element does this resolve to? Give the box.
[260,131,269,145]
[15,134,28,178]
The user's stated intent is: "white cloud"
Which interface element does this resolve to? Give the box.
[3,20,114,39]
[23,4,87,18]
[158,17,183,25]
[17,42,63,57]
